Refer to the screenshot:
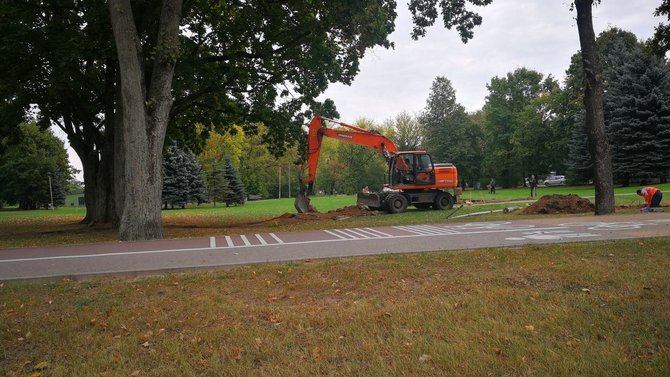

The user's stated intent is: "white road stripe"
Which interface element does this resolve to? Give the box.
[395,225,443,235]
[209,237,216,248]
[421,225,460,234]
[225,236,234,247]
[364,227,393,237]
[240,235,251,246]
[330,229,359,239]
[324,230,349,239]
[343,228,374,238]
[353,228,385,238]
[269,233,284,244]
[256,234,267,245]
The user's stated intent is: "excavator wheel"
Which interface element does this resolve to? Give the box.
[433,192,454,210]
[386,194,408,214]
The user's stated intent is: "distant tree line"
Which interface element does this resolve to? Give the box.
[381,28,670,189]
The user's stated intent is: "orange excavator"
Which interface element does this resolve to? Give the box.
[295,115,461,214]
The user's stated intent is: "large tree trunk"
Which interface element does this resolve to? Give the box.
[575,0,615,215]
[109,0,183,241]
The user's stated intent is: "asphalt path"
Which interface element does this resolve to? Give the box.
[1,212,669,281]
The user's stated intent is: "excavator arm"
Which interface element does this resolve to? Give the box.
[295,115,398,212]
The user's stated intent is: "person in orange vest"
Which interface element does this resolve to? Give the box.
[636,187,663,211]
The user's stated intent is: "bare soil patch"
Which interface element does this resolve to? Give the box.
[523,194,594,215]
[259,205,379,225]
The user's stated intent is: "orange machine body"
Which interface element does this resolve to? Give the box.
[297,115,461,214]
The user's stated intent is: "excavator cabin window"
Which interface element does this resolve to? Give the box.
[392,154,434,185]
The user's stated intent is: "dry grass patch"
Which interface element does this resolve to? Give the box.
[2,238,670,376]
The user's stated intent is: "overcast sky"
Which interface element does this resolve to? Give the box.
[319,0,664,123]
[60,0,664,180]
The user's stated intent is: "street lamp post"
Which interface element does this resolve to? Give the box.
[48,174,54,210]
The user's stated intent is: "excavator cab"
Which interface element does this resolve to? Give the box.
[390,153,435,187]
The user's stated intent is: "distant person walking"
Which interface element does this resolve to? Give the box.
[489,178,496,194]
[529,175,538,198]
[637,186,663,211]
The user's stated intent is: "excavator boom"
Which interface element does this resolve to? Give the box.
[295,115,399,213]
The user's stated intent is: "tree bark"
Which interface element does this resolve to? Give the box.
[575,0,615,215]
[109,0,183,241]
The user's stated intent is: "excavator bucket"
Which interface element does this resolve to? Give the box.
[356,192,382,209]
[294,192,311,213]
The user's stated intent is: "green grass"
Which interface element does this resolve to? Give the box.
[0,183,667,249]
[2,238,669,376]
[462,182,670,203]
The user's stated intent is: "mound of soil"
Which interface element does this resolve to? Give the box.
[259,205,379,226]
[523,194,594,215]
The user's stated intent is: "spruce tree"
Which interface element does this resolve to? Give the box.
[567,110,594,184]
[604,41,670,185]
[222,155,246,206]
[206,159,231,207]
[162,142,189,209]
[162,143,208,209]
[185,149,208,205]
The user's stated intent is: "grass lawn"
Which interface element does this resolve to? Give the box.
[1,238,669,376]
[0,183,667,249]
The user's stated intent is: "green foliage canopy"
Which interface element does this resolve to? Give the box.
[0,123,71,209]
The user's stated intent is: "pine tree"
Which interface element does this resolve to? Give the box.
[206,159,231,207]
[185,149,208,205]
[222,155,246,206]
[420,76,484,187]
[604,41,670,185]
[162,142,190,208]
[567,110,594,184]
[162,142,208,209]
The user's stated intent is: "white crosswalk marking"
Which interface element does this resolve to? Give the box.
[342,228,375,238]
[240,235,251,246]
[351,228,385,238]
[394,224,460,235]
[269,233,284,244]
[330,229,360,239]
[255,234,267,245]
[364,227,393,237]
[324,230,350,239]
[225,236,234,247]
[327,228,394,240]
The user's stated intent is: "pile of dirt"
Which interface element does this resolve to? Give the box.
[258,205,379,226]
[523,194,594,215]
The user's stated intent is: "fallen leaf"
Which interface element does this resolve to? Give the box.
[33,361,50,370]
[581,288,591,293]
[141,341,150,348]
[31,373,41,377]
[419,354,431,362]
[129,370,140,376]
[23,360,32,367]
[525,325,535,331]
[231,346,244,360]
